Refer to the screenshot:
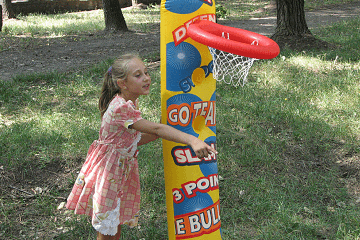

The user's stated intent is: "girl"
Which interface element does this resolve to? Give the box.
[66,54,217,240]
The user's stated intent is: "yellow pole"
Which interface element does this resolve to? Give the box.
[160,1,222,239]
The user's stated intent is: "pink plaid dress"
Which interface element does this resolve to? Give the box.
[66,95,143,236]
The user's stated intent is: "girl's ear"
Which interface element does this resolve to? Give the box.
[117,79,126,89]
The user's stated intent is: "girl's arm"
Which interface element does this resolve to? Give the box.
[138,133,159,146]
[131,119,217,158]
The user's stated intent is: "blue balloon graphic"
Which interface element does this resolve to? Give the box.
[165,0,203,14]
[208,60,214,74]
[174,190,214,216]
[210,91,216,103]
[166,42,201,92]
[201,66,210,78]
[199,161,218,177]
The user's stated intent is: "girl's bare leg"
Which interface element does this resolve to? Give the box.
[97,225,122,240]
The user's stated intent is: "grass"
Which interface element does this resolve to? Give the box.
[0,6,160,37]
[216,37,360,238]
[1,0,358,37]
[1,1,360,240]
[215,0,360,20]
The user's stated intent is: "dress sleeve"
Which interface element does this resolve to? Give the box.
[113,100,143,129]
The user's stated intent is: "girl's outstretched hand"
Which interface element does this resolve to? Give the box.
[190,138,218,159]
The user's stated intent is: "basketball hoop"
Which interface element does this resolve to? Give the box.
[187,20,280,86]
[208,45,257,87]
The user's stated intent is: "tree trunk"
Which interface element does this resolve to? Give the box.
[132,0,138,6]
[102,0,128,32]
[272,0,330,51]
[1,0,15,19]
[0,5,2,32]
[273,0,311,37]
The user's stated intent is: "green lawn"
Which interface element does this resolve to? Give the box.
[1,1,360,239]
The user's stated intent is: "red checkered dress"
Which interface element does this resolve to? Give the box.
[66,95,142,236]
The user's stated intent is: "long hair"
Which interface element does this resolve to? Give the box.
[98,53,140,117]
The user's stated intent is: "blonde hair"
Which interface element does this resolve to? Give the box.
[98,53,141,117]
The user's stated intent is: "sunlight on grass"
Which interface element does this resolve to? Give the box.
[286,55,360,118]
[123,7,160,24]
[288,55,325,72]
[216,0,272,20]
[4,10,105,36]
[288,55,360,72]
[1,8,160,36]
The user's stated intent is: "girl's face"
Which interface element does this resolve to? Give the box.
[121,58,151,99]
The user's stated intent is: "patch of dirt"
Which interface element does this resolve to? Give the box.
[1,2,360,81]
[272,33,338,51]
[0,29,161,81]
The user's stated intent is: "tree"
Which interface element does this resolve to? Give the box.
[1,0,15,19]
[102,0,128,32]
[271,0,331,51]
[0,5,2,32]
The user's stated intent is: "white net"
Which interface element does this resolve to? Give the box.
[208,34,258,87]
[209,47,257,87]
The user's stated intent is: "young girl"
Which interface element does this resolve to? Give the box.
[66,54,217,240]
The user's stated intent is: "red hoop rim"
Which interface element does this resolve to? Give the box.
[187,20,280,59]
